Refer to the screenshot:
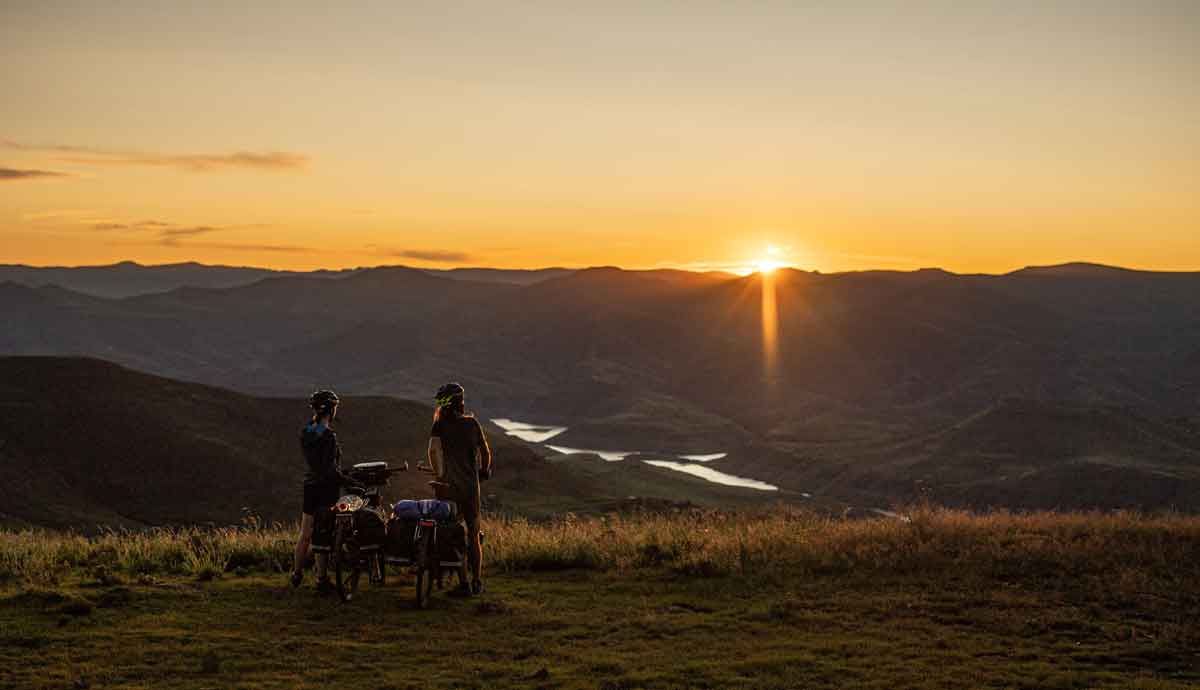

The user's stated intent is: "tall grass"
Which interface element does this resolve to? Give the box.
[2,507,1198,589]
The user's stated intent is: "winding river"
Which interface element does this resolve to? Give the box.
[491,418,778,492]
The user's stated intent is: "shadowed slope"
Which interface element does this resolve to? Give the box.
[0,357,776,529]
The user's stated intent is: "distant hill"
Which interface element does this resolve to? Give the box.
[0,261,572,298]
[3,261,1199,513]
[827,398,1200,511]
[0,357,774,529]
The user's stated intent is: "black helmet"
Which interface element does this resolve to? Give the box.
[434,382,465,407]
[309,389,340,414]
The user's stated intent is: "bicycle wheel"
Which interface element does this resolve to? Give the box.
[414,531,434,608]
[415,568,432,608]
[334,521,359,602]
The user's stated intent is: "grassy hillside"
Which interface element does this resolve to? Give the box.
[0,357,778,529]
[1,508,1197,688]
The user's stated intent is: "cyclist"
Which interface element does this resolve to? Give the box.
[291,389,355,593]
[427,382,492,595]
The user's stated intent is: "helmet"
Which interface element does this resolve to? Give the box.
[434,382,465,407]
[309,389,340,414]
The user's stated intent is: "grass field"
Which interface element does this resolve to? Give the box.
[2,508,1198,689]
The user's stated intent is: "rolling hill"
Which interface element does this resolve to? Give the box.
[3,261,1199,514]
[0,357,780,529]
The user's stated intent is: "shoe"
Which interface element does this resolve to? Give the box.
[289,570,304,588]
[315,578,335,596]
[471,579,485,596]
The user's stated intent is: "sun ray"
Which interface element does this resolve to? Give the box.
[761,269,779,380]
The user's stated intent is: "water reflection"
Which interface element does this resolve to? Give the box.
[492,418,568,443]
[490,417,776,491]
[546,445,634,462]
[642,460,778,492]
[679,453,727,462]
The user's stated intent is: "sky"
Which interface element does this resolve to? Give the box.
[2,1,1198,274]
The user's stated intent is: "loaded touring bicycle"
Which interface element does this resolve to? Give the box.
[313,461,472,607]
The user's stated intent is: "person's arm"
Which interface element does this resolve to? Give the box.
[476,420,493,478]
[427,437,445,478]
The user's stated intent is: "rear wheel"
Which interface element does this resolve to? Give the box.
[415,567,434,608]
[414,530,435,608]
[333,520,359,602]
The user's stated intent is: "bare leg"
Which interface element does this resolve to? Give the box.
[293,513,314,576]
[467,520,483,585]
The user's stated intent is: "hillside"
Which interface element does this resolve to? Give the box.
[0,357,779,530]
[3,262,1200,512]
[826,399,1200,511]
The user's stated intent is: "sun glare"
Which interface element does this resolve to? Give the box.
[754,258,782,274]
[749,245,785,275]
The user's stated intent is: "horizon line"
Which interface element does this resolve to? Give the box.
[3,258,1200,278]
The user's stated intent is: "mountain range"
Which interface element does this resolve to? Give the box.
[0,261,572,298]
[3,260,1199,520]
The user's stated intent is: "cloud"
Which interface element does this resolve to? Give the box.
[157,226,226,247]
[0,166,70,180]
[160,225,221,238]
[74,219,234,246]
[89,220,180,232]
[166,241,315,254]
[2,140,308,172]
[389,249,473,263]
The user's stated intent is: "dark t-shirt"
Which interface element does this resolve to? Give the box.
[431,414,485,500]
[300,421,343,488]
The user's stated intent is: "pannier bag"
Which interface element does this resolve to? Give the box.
[437,521,468,564]
[354,508,387,550]
[386,517,416,560]
[392,499,457,522]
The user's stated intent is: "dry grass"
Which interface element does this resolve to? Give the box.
[3,507,1199,689]
[3,507,1198,589]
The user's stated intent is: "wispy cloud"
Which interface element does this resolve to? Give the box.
[2,140,308,172]
[90,220,172,231]
[24,208,313,254]
[0,166,70,181]
[160,225,221,239]
[388,249,473,263]
[166,241,315,254]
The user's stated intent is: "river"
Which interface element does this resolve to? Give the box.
[491,418,778,492]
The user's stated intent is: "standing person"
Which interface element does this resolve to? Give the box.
[428,382,493,595]
[291,389,354,593]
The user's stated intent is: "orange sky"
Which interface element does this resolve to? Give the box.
[2,2,1198,274]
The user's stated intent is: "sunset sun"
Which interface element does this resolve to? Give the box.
[754,257,782,275]
[750,246,785,275]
